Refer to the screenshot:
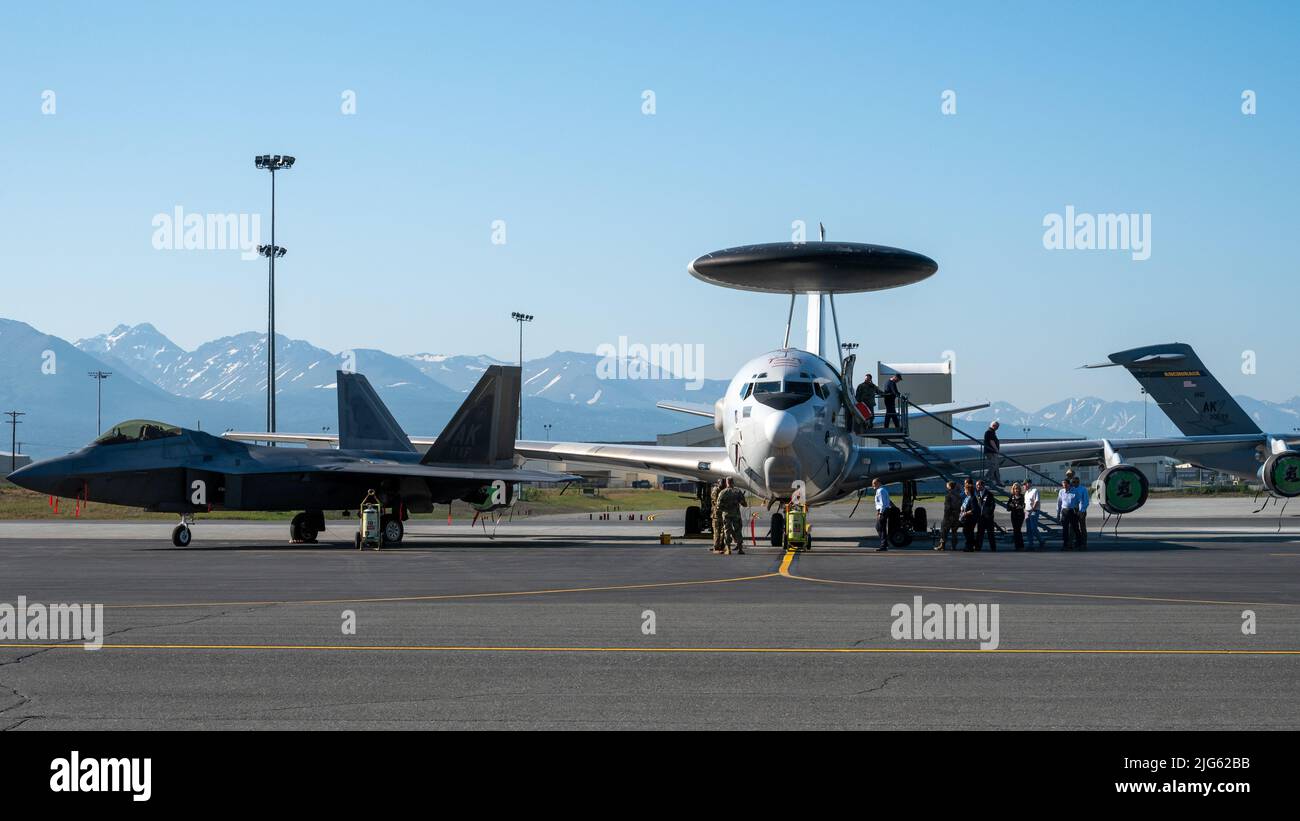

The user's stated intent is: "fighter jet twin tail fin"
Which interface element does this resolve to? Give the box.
[336,365,522,465]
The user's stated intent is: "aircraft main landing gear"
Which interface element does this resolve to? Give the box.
[380,513,404,545]
[290,510,324,544]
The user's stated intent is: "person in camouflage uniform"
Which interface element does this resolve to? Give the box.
[709,480,726,553]
[718,478,747,555]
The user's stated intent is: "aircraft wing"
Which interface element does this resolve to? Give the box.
[910,401,989,418]
[224,432,339,448]
[515,440,735,482]
[655,400,716,418]
[856,433,1278,484]
[224,431,439,448]
[287,460,579,484]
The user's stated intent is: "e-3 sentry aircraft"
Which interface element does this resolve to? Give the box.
[6,366,578,546]
[510,241,1300,541]
[223,242,1300,545]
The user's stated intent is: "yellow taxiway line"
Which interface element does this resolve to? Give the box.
[103,571,781,610]
[1,642,1298,655]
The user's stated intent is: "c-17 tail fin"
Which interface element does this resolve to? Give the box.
[421,365,520,466]
[1093,343,1260,436]
[337,371,417,453]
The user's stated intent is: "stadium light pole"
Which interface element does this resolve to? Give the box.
[257,242,288,438]
[87,371,111,435]
[544,423,553,441]
[1140,387,1148,438]
[4,411,24,474]
[512,312,533,438]
[254,154,295,436]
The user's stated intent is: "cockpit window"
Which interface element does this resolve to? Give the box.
[739,382,753,399]
[751,380,815,410]
[93,420,182,446]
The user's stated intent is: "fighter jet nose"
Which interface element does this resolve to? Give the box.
[763,410,799,448]
[6,462,45,493]
[6,459,63,495]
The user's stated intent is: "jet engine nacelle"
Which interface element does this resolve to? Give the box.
[464,479,515,511]
[1259,450,1300,498]
[713,398,725,433]
[1096,464,1149,515]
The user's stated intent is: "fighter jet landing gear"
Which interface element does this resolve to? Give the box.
[290,510,325,544]
[380,514,404,545]
[171,514,194,547]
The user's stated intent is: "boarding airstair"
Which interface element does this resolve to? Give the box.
[876,399,1066,538]
[837,360,1065,541]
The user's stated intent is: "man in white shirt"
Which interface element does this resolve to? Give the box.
[1024,478,1045,550]
[872,478,891,552]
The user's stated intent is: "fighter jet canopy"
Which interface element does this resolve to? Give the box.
[93,420,182,446]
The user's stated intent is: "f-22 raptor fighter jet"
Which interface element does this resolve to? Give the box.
[6,366,576,546]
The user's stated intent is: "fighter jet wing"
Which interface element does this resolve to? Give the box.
[301,461,580,484]
[223,432,341,448]
[514,440,735,482]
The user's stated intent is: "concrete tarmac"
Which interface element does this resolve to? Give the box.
[1,497,1298,729]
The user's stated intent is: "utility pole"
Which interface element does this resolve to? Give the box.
[4,411,23,474]
[511,312,534,438]
[88,371,111,435]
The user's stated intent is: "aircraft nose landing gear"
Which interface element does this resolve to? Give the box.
[171,514,194,547]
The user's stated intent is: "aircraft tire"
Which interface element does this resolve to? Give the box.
[770,513,784,547]
[381,515,404,544]
[171,524,191,547]
[684,505,703,535]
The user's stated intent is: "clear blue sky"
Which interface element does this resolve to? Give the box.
[3,0,1297,408]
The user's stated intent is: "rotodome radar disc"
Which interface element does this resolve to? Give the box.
[688,242,938,294]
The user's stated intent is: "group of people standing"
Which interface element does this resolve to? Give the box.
[936,470,1091,551]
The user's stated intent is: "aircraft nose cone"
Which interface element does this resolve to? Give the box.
[763,410,799,448]
[6,461,50,493]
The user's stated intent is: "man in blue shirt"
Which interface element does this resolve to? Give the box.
[1056,480,1079,550]
[872,478,891,552]
[1072,476,1090,550]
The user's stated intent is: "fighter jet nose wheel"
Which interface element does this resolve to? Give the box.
[171,524,191,547]
[381,515,404,545]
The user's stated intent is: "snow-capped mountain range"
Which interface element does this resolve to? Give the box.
[3,317,1299,460]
